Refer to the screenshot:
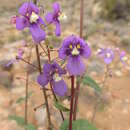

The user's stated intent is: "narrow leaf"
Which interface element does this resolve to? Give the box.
[82,75,101,94]
[8,115,25,126]
[16,91,33,104]
[54,100,70,112]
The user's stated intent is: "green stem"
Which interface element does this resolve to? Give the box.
[91,65,109,123]
[25,46,33,124]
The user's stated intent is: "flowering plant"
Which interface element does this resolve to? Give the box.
[8,0,128,130]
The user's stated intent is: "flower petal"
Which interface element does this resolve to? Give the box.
[52,80,67,96]
[38,17,46,26]
[19,2,29,16]
[53,2,60,13]
[104,58,113,64]
[52,62,66,75]
[43,63,51,74]
[16,17,29,30]
[67,56,85,76]
[45,12,53,23]
[37,74,49,87]
[55,21,61,36]
[19,2,39,16]
[30,24,46,43]
[59,46,67,60]
[81,43,91,58]
[29,2,39,14]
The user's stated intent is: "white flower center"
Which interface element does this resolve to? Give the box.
[53,73,62,82]
[30,12,39,23]
[71,46,80,56]
[59,12,67,21]
[106,53,111,58]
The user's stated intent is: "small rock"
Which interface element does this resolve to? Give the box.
[115,70,123,77]
[35,107,47,126]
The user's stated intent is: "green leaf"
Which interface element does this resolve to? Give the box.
[24,124,37,130]
[82,75,101,94]
[60,119,98,130]
[8,115,25,126]
[73,119,98,130]
[54,100,70,112]
[16,91,33,104]
[60,120,69,130]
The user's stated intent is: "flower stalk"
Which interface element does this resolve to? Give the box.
[35,45,52,129]
[69,76,75,130]
[25,46,33,124]
[45,43,65,121]
[73,0,84,120]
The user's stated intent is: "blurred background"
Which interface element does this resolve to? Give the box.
[0,0,130,130]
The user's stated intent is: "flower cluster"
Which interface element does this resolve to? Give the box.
[15,2,62,43]
[97,48,128,65]
[37,62,67,96]
[16,2,46,43]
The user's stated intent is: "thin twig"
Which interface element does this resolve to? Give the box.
[91,65,109,123]
[25,45,33,124]
[20,58,39,70]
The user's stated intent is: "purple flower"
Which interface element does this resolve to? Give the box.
[6,48,24,67]
[59,35,91,76]
[45,2,61,36]
[120,51,128,65]
[98,48,114,64]
[16,49,24,60]
[37,62,68,96]
[16,2,46,43]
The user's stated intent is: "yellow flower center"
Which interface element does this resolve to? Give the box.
[69,44,73,49]
[53,73,62,82]
[122,56,128,61]
[30,12,39,23]
[77,44,80,49]
[71,46,80,56]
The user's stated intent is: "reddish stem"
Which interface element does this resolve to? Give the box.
[73,80,80,120]
[73,0,84,121]
[69,76,75,130]
[35,45,52,129]
[46,44,65,121]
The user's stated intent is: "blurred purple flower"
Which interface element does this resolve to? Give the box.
[16,2,46,43]
[10,16,17,24]
[59,35,91,76]
[6,48,24,67]
[45,2,61,36]
[120,51,128,65]
[37,62,67,96]
[16,49,24,60]
[98,48,114,64]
